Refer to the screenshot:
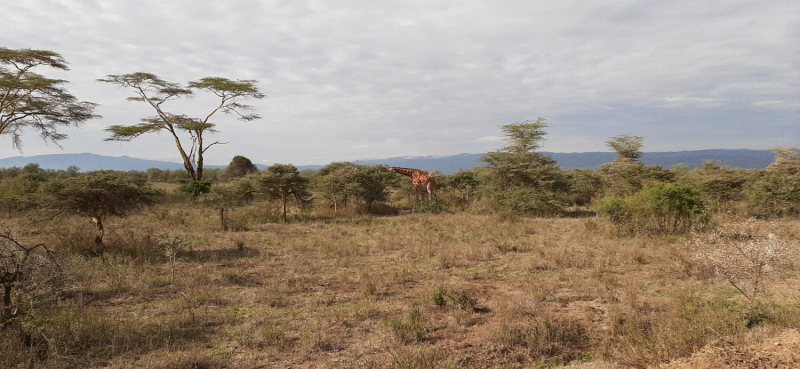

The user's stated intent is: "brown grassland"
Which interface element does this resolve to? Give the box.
[2,195,800,368]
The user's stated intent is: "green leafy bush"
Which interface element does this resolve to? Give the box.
[413,201,450,214]
[491,188,566,217]
[177,181,212,198]
[745,171,800,217]
[597,182,706,235]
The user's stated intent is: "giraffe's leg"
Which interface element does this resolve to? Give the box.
[427,183,436,202]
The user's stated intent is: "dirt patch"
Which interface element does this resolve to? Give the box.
[661,329,800,369]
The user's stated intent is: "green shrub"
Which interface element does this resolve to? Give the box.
[682,161,748,212]
[596,182,706,235]
[598,159,675,197]
[491,188,565,217]
[387,308,426,344]
[413,201,450,214]
[177,181,212,198]
[0,175,45,212]
[745,171,800,217]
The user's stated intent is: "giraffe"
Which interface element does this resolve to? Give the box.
[387,166,437,203]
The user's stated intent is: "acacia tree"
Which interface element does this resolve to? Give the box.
[98,73,264,181]
[0,48,98,151]
[480,118,560,187]
[354,164,399,211]
[315,162,361,213]
[201,176,256,230]
[479,118,567,215]
[599,134,674,196]
[254,164,313,222]
[43,171,163,246]
[745,146,800,216]
[606,134,644,161]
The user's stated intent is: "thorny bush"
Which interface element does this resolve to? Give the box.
[0,228,61,326]
[692,220,795,305]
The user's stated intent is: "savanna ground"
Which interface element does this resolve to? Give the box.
[3,197,800,369]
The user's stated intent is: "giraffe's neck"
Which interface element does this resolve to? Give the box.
[388,166,417,178]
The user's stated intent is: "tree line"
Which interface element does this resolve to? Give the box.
[4,47,800,238]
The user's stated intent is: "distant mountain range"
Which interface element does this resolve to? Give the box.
[354,149,777,173]
[0,150,777,175]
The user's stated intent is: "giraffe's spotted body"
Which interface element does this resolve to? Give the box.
[387,166,436,200]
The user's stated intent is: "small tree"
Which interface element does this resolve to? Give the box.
[745,147,800,217]
[0,48,98,152]
[42,171,163,246]
[606,134,644,161]
[201,177,255,230]
[480,118,564,188]
[480,118,566,215]
[768,146,800,169]
[445,169,480,202]
[157,233,188,283]
[226,155,259,178]
[254,164,312,222]
[685,161,747,211]
[564,169,604,206]
[354,164,398,211]
[315,162,361,213]
[599,135,674,196]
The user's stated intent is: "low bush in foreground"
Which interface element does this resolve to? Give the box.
[597,182,707,235]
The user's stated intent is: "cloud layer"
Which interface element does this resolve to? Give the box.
[3,0,799,165]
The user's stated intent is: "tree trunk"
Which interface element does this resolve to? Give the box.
[182,158,197,181]
[169,131,197,180]
[220,207,228,231]
[2,284,12,322]
[282,193,288,223]
[196,131,204,181]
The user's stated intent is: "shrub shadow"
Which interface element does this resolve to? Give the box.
[183,248,260,262]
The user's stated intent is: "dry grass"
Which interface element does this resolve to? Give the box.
[3,205,800,368]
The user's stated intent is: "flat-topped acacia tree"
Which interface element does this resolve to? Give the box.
[98,73,265,181]
[0,48,98,151]
[43,171,163,247]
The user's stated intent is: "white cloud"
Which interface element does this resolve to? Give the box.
[2,0,798,165]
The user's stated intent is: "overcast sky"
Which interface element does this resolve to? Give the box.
[3,0,799,166]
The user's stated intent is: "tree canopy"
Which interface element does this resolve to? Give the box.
[43,171,163,244]
[0,48,99,151]
[254,164,312,222]
[606,134,644,161]
[226,155,259,178]
[479,118,567,215]
[480,117,560,189]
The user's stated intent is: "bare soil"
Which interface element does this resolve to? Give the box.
[660,329,800,369]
